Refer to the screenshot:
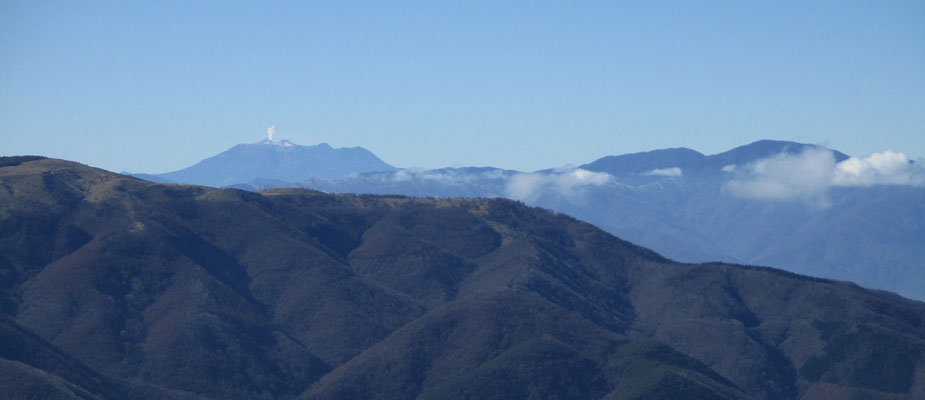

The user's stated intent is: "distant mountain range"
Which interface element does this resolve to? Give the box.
[141,137,395,187]
[2,156,924,399]
[154,138,923,301]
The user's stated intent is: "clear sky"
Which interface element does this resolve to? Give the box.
[2,1,923,173]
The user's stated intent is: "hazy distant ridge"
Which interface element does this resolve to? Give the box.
[153,138,395,187]
[137,139,925,301]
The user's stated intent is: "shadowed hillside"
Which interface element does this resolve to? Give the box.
[1,156,924,399]
[270,140,925,301]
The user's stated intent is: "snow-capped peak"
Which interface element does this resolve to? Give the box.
[258,125,295,147]
[256,138,296,147]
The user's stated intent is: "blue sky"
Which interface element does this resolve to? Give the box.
[1,1,923,173]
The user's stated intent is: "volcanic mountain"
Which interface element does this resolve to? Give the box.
[149,133,395,187]
[1,156,924,399]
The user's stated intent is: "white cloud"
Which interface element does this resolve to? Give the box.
[723,148,925,203]
[426,171,483,184]
[832,150,925,186]
[383,168,510,185]
[724,148,836,202]
[390,169,413,182]
[643,167,683,177]
[504,168,612,201]
[505,173,547,200]
[480,169,507,180]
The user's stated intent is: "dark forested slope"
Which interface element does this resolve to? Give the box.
[1,157,923,399]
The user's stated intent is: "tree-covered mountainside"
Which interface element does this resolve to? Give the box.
[261,140,924,301]
[2,156,924,399]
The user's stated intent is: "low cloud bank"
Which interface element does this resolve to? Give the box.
[505,168,612,201]
[386,168,508,184]
[833,150,924,186]
[724,149,924,202]
[643,167,683,177]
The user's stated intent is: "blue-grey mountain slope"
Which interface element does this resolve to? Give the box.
[581,140,850,183]
[279,140,924,301]
[135,139,924,301]
[152,138,395,187]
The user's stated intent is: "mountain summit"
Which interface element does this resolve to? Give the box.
[152,127,396,187]
[580,140,851,181]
